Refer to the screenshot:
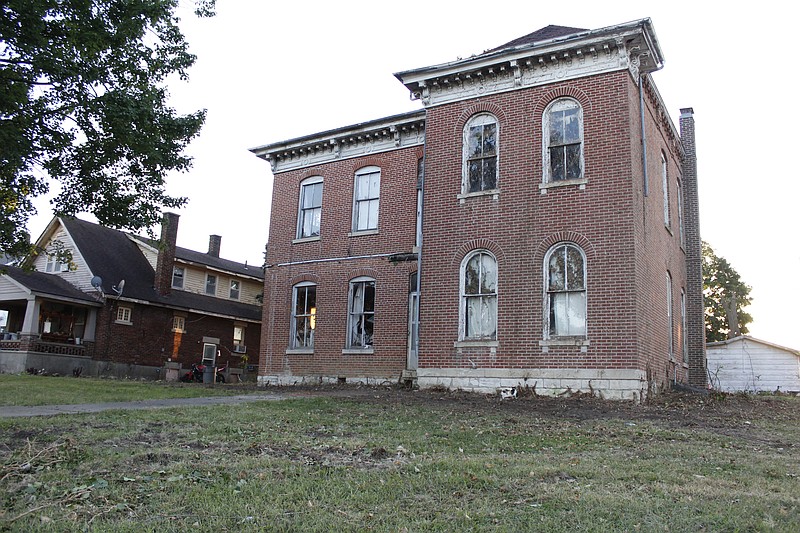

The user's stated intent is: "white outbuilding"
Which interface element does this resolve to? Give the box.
[706,336,800,393]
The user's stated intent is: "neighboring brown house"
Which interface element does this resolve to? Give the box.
[252,19,705,400]
[0,214,263,380]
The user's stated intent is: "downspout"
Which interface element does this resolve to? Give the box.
[414,127,426,372]
[639,74,649,197]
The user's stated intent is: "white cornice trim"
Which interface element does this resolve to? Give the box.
[251,111,425,174]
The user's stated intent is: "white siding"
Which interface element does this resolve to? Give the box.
[33,226,95,291]
[176,265,262,305]
[707,338,800,393]
[0,277,29,299]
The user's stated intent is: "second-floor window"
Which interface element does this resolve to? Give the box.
[229,279,240,300]
[544,98,583,183]
[172,267,184,289]
[353,167,380,232]
[205,274,217,296]
[297,177,323,239]
[463,113,498,194]
[662,152,671,228]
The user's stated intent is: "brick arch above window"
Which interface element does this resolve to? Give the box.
[535,231,595,265]
[532,86,592,117]
[451,238,506,268]
[345,267,380,281]
[453,102,508,136]
[347,157,384,173]
[289,273,321,286]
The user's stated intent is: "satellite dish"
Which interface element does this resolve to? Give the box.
[91,276,102,288]
[112,279,125,296]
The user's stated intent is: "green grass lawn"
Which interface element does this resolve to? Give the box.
[0,381,798,531]
[0,374,259,406]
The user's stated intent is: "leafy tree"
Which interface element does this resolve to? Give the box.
[1,0,214,259]
[702,241,752,342]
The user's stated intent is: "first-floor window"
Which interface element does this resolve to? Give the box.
[347,278,375,348]
[291,283,316,349]
[680,288,688,363]
[666,272,674,358]
[172,315,185,333]
[233,325,245,347]
[116,306,132,324]
[545,243,586,337]
[461,251,498,340]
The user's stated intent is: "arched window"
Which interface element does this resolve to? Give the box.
[297,176,323,239]
[460,251,498,340]
[352,166,380,232]
[545,243,586,337]
[543,98,583,183]
[463,114,498,194]
[291,282,316,349]
[347,277,375,348]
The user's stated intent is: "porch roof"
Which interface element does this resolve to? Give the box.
[1,266,101,306]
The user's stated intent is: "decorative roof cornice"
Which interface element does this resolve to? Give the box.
[394,18,663,107]
[250,110,426,174]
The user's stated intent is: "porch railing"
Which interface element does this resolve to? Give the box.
[0,339,86,357]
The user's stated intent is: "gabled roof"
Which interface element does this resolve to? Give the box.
[487,25,588,53]
[27,217,262,322]
[2,265,101,305]
[707,335,800,357]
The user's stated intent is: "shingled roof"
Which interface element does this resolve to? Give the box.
[2,265,101,305]
[487,25,588,53]
[57,217,262,322]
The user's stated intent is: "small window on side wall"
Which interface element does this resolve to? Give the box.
[353,167,380,232]
[463,114,498,194]
[172,315,186,333]
[545,243,586,338]
[297,177,323,239]
[116,306,132,324]
[347,277,375,348]
[543,98,583,184]
[460,251,498,340]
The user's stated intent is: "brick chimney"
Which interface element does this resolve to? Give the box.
[679,108,707,387]
[154,212,180,296]
[208,235,221,258]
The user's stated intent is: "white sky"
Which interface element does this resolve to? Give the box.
[28,0,800,350]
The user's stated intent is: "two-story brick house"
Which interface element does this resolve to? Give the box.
[0,213,263,379]
[252,18,705,400]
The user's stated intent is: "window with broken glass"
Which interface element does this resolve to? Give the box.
[544,99,583,183]
[291,283,316,349]
[545,244,586,337]
[463,114,498,194]
[461,251,498,340]
[347,278,375,349]
[297,177,323,239]
[353,167,380,232]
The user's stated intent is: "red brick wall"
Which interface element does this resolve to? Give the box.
[260,147,422,379]
[93,301,260,370]
[417,71,689,390]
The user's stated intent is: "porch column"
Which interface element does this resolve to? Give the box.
[21,296,40,335]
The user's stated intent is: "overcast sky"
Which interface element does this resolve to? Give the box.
[28,0,800,350]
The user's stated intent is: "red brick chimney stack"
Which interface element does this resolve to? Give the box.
[208,235,221,258]
[154,212,180,296]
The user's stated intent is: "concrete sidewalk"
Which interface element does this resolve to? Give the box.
[0,393,296,418]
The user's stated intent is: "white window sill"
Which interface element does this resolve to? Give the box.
[457,189,500,204]
[286,348,314,355]
[293,235,321,244]
[342,347,374,355]
[115,320,132,326]
[348,229,379,237]
[539,178,587,194]
[539,338,590,352]
[454,339,499,348]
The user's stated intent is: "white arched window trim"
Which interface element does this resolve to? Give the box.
[542,243,588,343]
[457,250,498,344]
[351,166,381,233]
[460,113,499,200]
[296,176,323,241]
[540,98,586,192]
